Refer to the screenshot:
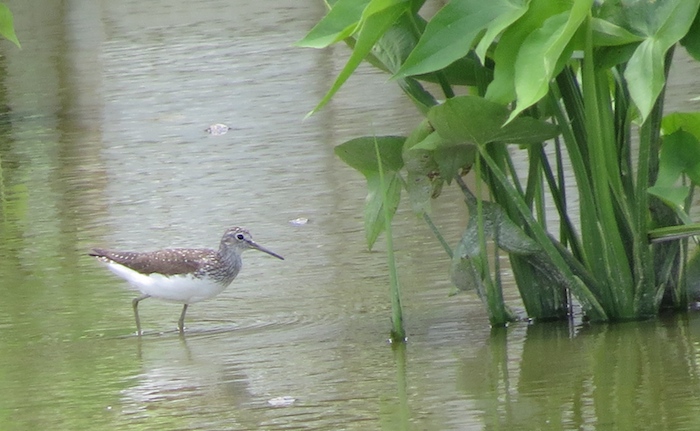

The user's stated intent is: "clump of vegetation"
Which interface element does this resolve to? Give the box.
[300,0,700,328]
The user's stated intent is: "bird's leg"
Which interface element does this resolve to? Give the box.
[132,294,150,336]
[178,304,189,333]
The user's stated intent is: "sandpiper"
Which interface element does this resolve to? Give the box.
[90,227,284,335]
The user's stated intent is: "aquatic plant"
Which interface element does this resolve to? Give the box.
[300,0,700,325]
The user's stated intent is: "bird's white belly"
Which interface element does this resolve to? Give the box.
[106,261,229,304]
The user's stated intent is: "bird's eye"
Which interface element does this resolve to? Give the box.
[236,233,245,240]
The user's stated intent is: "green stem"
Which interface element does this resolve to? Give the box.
[538,144,583,260]
[633,47,674,313]
[423,212,452,259]
[374,137,405,342]
[456,173,511,325]
[478,145,607,321]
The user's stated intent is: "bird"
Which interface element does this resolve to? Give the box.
[90,227,284,335]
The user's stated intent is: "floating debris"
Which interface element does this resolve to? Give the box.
[268,396,296,407]
[205,124,232,136]
[289,217,309,226]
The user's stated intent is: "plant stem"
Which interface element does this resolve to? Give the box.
[477,145,608,320]
[374,137,405,342]
[423,212,452,258]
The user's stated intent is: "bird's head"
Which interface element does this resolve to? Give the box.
[220,227,284,260]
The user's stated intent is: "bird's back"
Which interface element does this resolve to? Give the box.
[89,248,216,277]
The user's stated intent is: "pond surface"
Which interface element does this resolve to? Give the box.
[2,1,700,430]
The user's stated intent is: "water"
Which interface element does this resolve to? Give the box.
[2,1,700,430]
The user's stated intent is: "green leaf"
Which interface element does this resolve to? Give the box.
[493,116,560,144]
[0,4,19,48]
[366,9,488,88]
[396,0,528,78]
[450,252,483,293]
[508,0,592,122]
[661,112,700,139]
[402,117,433,149]
[457,198,541,258]
[365,9,419,72]
[681,9,700,61]
[656,129,700,186]
[402,119,437,171]
[361,0,407,21]
[397,78,438,114]
[427,95,558,146]
[335,136,405,175]
[434,146,475,183]
[335,136,406,249]
[415,55,491,87]
[485,0,569,104]
[406,172,432,214]
[428,95,510,145]
[648,129,700,220]
[687,247,700,300]
[402,120,438,214]
[596,43,639,69]
[622,0,700,121]
[410,131,446,151]
[296,0,370,48]
[624,39,664,123]
[591,17,644,46]
[365,172,402,248]
[647,186,691,212]
[367,14,439,112]
[475,0,530,63]
[307,1,410,116]
[450,198,541,293]
[476,201,541,255]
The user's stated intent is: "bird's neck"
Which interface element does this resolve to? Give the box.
[218,244,242,268]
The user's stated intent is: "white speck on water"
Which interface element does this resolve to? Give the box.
[289,217,309,226]
[268,396,296,407]
[205,123,231,135]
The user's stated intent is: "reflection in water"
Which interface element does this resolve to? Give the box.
[379,343,411,431]
[120,335,260,429]
[457,320,700,430]
[2,1,700,430]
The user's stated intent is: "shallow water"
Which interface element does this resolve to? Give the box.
[2,1,700,430]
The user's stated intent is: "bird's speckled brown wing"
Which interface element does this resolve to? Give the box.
[90,248,215,276]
